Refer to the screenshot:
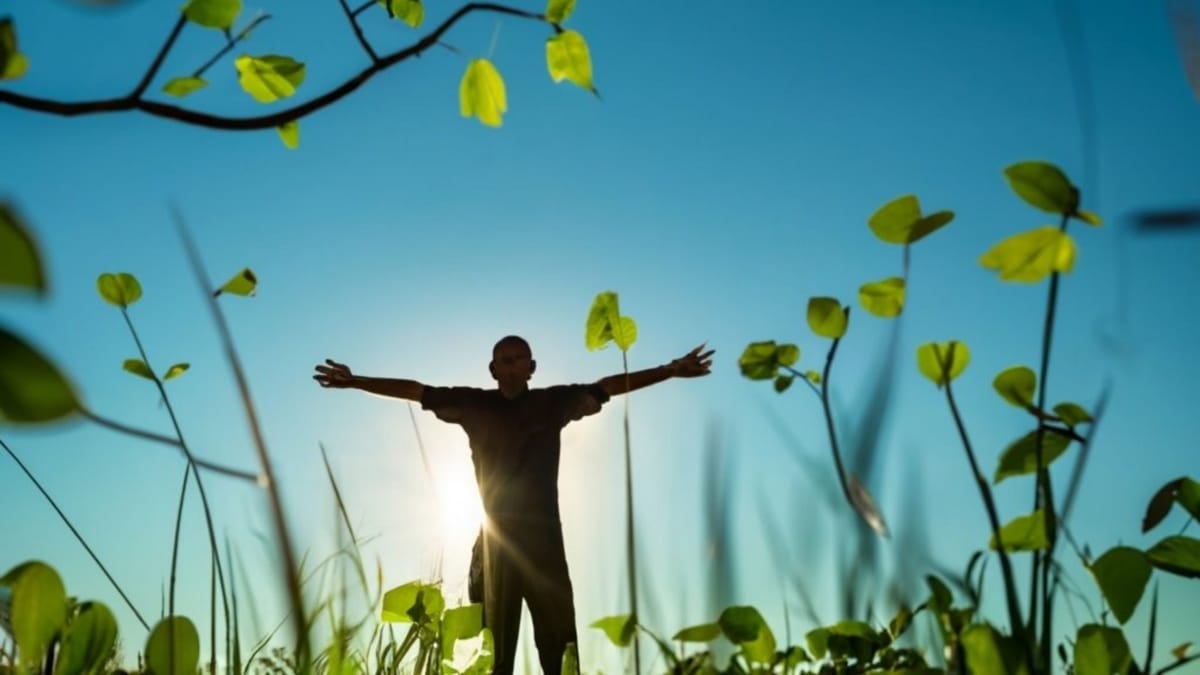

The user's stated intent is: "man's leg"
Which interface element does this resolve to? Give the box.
[522,529,578,675]
[485,530,524,675]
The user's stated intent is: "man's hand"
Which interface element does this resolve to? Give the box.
[314,359,355,388]
[665,344,715,378]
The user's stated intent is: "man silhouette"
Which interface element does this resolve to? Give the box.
[313,336,713,675]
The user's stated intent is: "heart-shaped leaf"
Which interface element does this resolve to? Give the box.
[162,76,208,98]
[990,510,1049,552]
[916,340,969,388]
[1145,536,1200,578]
[1054,402,1092,428]
[994,429,1071,483]
[1143,478,1185,533]
[718,606,775,664]
[1074,624,1132,675]
[1004,161,1079,214]
[459,58,507,128]
[858,277,905,318]
[122,359,155,380]
[376,0,423,27]
[993,366,1036,408]
[0,202,46,294]
[0,328,79,424]
[737,341,799,380]
[3,561,67,673]
[867,194,954,245]
[441,604,483,661]
[96,273,142,307]
[585,291,637,352]
[590,614,635,647]
[1089,546,1152,624]
[546,30,596,94]
[980,226,1077,283]
[56,601,119,675]
[145,616,200,675]
[381,580,444,624]
[235,54,306,104]
[807,297,848,339]
[183,0,242,30]
[673,622,721,642]
[545,0,575,23]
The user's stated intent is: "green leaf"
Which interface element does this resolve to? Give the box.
[737,341,799,380]
[3,561,67,673]
[377,0,423,27]
[1074,624,1132,675]
[718,606,775,664]
[590,614,635,647]
[1074,209,1103,226]
[673,622,721,642]
[545,0,576,23]
[162,76,208,98]
[805,370,821,385]
[994,429,1071,483]
[961,624,1023,675]
[980,226,1077,283]
[805,628,830,660]
[858,277,905,318]
[1054,402,1092,427]
[235,54,306,104]
[214,268,257,297]
[916,340,969,388]
[560,641,579,675]
[277,120,299,149]
[1,18,29,81]
[0,202,46,294]
[441,604,483,661]
[546,30,596,94]
[820,620,885,662]
[584,291,637,352]
[1177,478,1200,520]
[1172,643,1193,661]
[807,297,848,338]
[773,375,793,393]
[0,328,79,424]
[462,627,494,675]
[1145,536,1200,578]
[867,195,954,245]
[163,363,190,381]
[926,575,952,614]
[1143,478,1184,533]
[989,509,1049,552]
[1004,161,1079,214]
[381,580,444,623]
[1089,546,1152,624]
[459,58,506,128]
[96,272,142,307]
[183,0,242,30]
[56,601,119,675]
[122,359,155,380]
[993,366,1036,408]
[145,616,200,675]
[888,606,915,641]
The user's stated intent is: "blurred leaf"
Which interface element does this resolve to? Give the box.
[807,297,848,338]
[381,581,444,623]
[122,359,155,381]
[3,561,67,673]
[441,604,482,661]
[1054,402,1092,428]
[459,58,506,127]
[183,0,242,29]
[214,268,257,297]
[145,616,199,675]
[1177,478,1200,520]
[773,375,793,393]
[673,622,721,642]
[738,341,799,380]
[1004,161,1079,214]
[980,227,1076,283]
[560,641,579,675]
[888,606,914,641]
[718,606,775,664]
[1089,546,1152,624]
[848,473,889,537]
[1074,624,1132,675]
[277,120,299,149]
[56,601,118,675]
[805,627,830,660]
[545,0,575,23]
[989,509,1049,552]
[962,624,1026,675]
[821,621,885,662]
[0,202,46,294]
[162,76,208,98]
[546,30,595,94]
[916,340,969,388]
[858,277,906,318]
[590,614,634,647]
[585,291,637,352]
[805,370,821,385]
[1143,478,1184,533]
[993,366,1036,408]
[96,272,142,307]
[163,363,190,381]
[994,430,1071,483]
[1074,209,1103,226]
[1145,536,1200,578]
[377,0,423,27]
[0,328,80,424]
[235,54,306,104]
[1,18,29,81]
[867,194,954,245]
[462,627,494,674]
[926,575,952,614]
[1172,642,1193,661]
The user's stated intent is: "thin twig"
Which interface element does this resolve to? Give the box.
[132,15,188,98]
[337,0,378,63]
[192,14,273,79]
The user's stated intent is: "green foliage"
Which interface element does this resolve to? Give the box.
[377,0,424,27]
[235,54,306,104]
[56,601,119,675]
[993,366,1036,408]
[993,429,1071,483]
[96,272,142,308]
[215,267,257,297]
[979,227,1076,283]
[561,641,579,675]
[673,622,721,642]
[1003,161,1079,215]
[989,509,1049,552]
[546,0,576,24]
[858,277,905,318]
[915,340,968,388]
[962,624,1028,675]
[277,120,300,149]
[163,363,190,381]
[1053,402,1092,428]
[183,0,242,30]
[546,30,596,94]
[0,328,79,424]
[1088,546,1152,624]
[162,76,208,98]
[145,616,200,675]
[773,374,793,392]
[584,290,637,352]
[807,297,848,339]
[717,606,775,664]
[738,341,799,381]
[380,580,445,624]
[591,614,635,647]
[459,59,507,128]
[1141,476,1200,532]
[1073,624,1132,675]
[867,194,954,245]
[0,202,45,294]
[1,562,67,673]
[1145,535,1200,578]
[0,17,29,81]
[122,358,155,380]
[440,604,483,661]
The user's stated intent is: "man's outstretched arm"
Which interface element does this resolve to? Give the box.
[313,358,424,401]
[596,344,715,397]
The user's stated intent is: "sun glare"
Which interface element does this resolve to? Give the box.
[436,466,485,544]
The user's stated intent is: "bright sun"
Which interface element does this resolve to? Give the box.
[436,467,485,543]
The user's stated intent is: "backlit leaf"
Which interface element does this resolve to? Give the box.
[277,120,299,149]
[867,194,954,245]
[590,614,634,647]
[163,363,190,381]
[381,580,444,623]
[546,0,575,23]
[1145,535,1200,578]
[4,561,67,673]
[805,628,830,660]
[235,54,306,104]
[805,370,821,385]
[1075,209,1103,226]
[145,616,200,675]
[0,202,45,294]
[993,366,1036,408]
[162,76,208,98]
[56,601,118,675]
[989,509,1049,552]
[979,227,1076,283]
[561,641,579,675]
[441,604,482,661]
[1177,478,1200,520]
[1074,624,1132,675]
[962,624,1023,675]
[459,58,506,127]
[546,30,596,94]
[1089,546,1152,624]
[738,341,799,380]
[214,268,257,297]
[718,606,775,664]
[183,0,242,30]
[807,297,848,338]
[916,340,969,388]
[1054,402,1092,428]
[994,429,1071,483]
[1143,478,1184,533]
[888,606,914,640]
[1172,643,1193,661]
[377,0,423,27]
[673,622,721,642]
[858,277,905,317]
[584,291,636,352]
[122,359,155,380]
[1,18,29,81]
[96,272,142,307]
[773,375,793,393]
[1004,161,1079,214]
[0,328,79,424]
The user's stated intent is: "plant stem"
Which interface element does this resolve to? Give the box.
[169,462,188,675]
[818,324,855,513]
[621,349,641,675]
[192,14,273,79]
[131,15,187,98]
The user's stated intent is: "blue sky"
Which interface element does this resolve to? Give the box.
[2,0,1199,671]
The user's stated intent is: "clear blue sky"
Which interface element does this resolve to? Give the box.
[2,0,1198,671]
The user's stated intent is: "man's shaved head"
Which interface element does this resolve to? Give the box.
[493,335,531,357]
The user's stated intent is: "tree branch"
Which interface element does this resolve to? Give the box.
[132,15,188,98]
[193,14,273,79]
[0,3,545,130]
[338,0,379,63]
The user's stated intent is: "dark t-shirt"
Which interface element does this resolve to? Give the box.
[420,384,610,523]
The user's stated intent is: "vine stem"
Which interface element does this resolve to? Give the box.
[621,348,641,675]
